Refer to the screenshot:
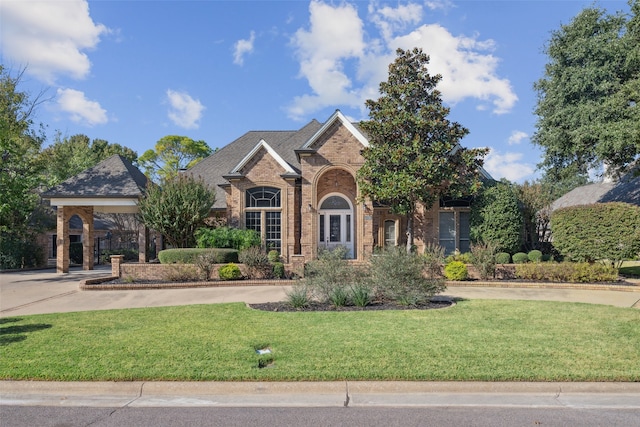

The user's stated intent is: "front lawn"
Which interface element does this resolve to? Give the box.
[620,260,640,278]
[1,300,638,381]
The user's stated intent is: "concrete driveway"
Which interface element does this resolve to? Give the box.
[1,267,639,317]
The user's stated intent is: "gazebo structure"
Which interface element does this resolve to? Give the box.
[41,155,149,273]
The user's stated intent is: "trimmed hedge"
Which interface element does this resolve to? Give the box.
[515,262,618,283]
[496,252,511,264]
[158,248,238,264]
[512,252,528,264]
[551,202,640,265]
[528,250,543,263]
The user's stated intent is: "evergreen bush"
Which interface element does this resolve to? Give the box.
[528,250,543,263]
[496,252,511,264]
[512,252,529,264]
[370,247,446,306]
[444,260,468,280]
[218,263,242,280]
[551,203,640,267]
[272,262,285,279]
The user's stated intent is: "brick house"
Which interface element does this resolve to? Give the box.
[190,110,490,265]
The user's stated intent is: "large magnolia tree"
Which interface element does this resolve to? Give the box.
[357,48,488,253]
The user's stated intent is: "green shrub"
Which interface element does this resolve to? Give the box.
[239,246,272,279]
[470,242,497,280]
[512,252,529,264]
[286,283,311,309]
[272,262,285,279]
[328,286,349,307]
[195,227,261,251]
[304,246,353,303]
[528,250,543,263]
[218,263,242,280]
[551,203,640,267]
[158,248,238,264]
[268,250,280,263]
[444,260,468,280]
[515,262,618,283]
[370,248,446,306]
[349,283,372,307]
[470,181,524,254]
[496,252,511,264]
[0,234,45,269]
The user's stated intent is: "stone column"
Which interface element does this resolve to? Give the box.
[138,224,148,263]
[56,207,69,274]
[81,206,94,271]
[110,255,124,278]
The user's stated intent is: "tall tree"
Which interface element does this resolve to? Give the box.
[0,66,48,267]
[357,48,488,253]
[139,135,212,182]
[470,180,523,254]
[40,133,138,187]
[137,174,215,248]
[533,1,640,181]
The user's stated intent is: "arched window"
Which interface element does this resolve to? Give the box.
[245,187,281,252]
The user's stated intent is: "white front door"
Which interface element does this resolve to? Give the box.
[318,194,354,258]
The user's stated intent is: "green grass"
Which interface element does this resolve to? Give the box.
[1,300,639,381]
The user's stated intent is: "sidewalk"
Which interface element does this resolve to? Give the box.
[3,380,640,408]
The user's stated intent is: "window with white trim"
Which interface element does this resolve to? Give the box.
[439,210,470,255]
[245,187,281,252]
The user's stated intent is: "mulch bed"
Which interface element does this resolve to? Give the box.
[249,299,454,312]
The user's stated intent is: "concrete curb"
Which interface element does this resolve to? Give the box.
[3,381,640,408]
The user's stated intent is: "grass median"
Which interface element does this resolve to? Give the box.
[1,300,638,382]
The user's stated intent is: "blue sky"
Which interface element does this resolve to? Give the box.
[1,0,631,182]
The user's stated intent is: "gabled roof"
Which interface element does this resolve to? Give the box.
[229,139,297,177]
[188,120,322,210]
[551,169,640,211]
[41,154,148,199]
[300,109,369,150]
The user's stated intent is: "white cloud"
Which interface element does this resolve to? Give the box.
[289,0,366,118]
[0,0,108,83]
[56,88,108,126]
[484,148,535,182]
[166,89,205,129]
[391,24,517,114]
[508,130,528,145]
[369,3,423,41]
[233,31,256,66]
[287,0,517,119]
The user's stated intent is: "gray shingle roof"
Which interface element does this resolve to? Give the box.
[188,120,322,209]
[551,169,640,211]
[41,154,148,199]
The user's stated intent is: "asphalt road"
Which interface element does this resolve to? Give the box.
[2,406,640,427]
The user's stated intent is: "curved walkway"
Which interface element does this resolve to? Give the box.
[1,267,639,317]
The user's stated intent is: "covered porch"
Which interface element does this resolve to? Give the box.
[41,155,149,274]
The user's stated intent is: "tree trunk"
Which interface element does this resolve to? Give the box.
[406,212,414,253]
